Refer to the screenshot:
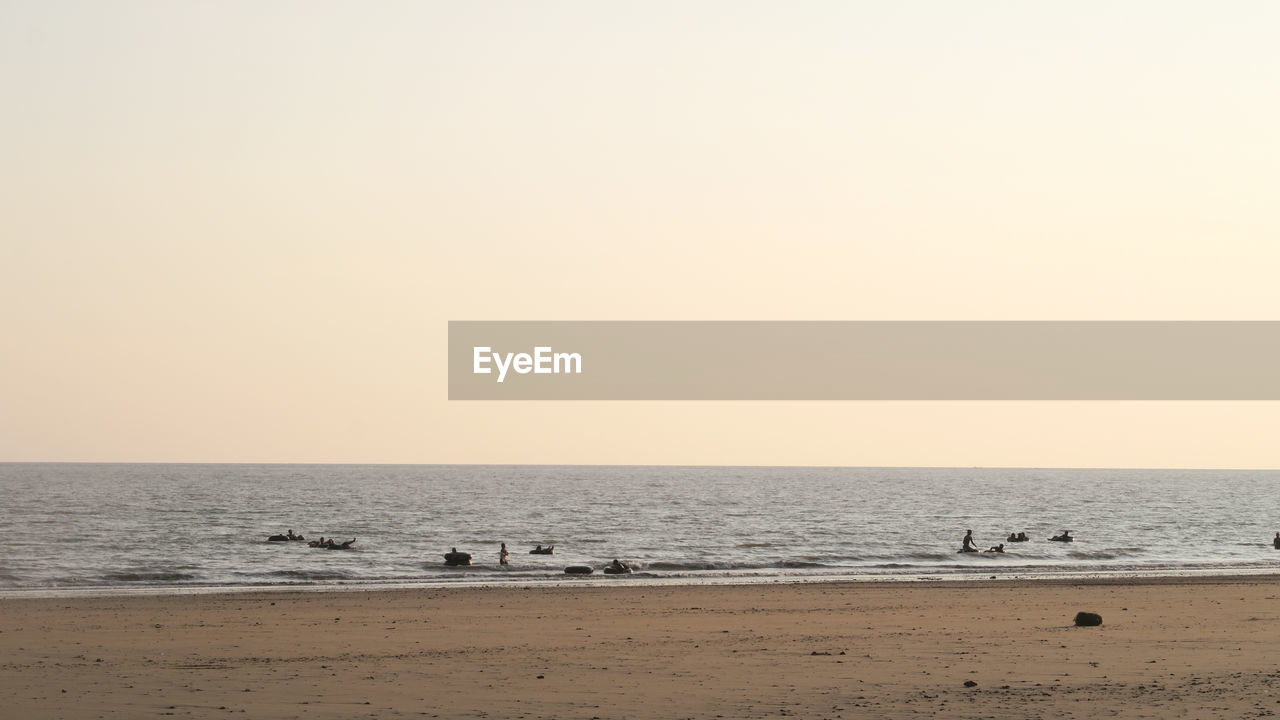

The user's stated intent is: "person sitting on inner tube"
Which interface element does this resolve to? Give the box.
[1050,530,1072,542]
[1017,532,1029,542]
[609,558,630,572]
[988,543,1005,553]
[961,530,978,552]
[1007,532,1017,543]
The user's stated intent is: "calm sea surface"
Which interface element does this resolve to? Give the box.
[2,464,1278,594]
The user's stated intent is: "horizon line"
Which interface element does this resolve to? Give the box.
[1,460,1276,472]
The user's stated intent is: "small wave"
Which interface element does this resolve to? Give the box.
[100,572,197,583]
[646,561,736,571]
[882,552,955,562]
[645,560,835,572]
[1067,548,1145,560]
[260,570,356,581]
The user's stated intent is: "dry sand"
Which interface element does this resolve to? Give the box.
[3,576,1280,719]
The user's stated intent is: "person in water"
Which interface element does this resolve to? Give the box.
[961,530,978,552]
[1017,532,1028,542]
[610,558,630,572]
[1274,532,1279,549]
[988,543,1005,553]
[1007,532,1017,543]
[500,542,509,565]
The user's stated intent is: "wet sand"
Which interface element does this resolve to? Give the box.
[3,576,1280,719]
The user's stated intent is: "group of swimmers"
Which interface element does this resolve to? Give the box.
[268,529,356,549]
[967,530,1280,553]
[309,537,356,549]
[961,529,1073,553]
[494,542,631,571]
[290,529,1280,563]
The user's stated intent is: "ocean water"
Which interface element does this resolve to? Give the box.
[1,463,1278,594]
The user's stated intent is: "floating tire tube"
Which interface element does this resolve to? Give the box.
[564,566,593,575]
[602,567,633,574]
[444,552,472,566]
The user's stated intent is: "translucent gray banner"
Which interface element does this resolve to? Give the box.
[448,321,1280,400]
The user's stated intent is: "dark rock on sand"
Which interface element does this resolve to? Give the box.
[1074,611,1103,626]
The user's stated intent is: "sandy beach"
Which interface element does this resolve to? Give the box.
[3,576,1279,719]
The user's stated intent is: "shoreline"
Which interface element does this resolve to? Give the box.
[5,565,1280,601]
[4,575,1280,719]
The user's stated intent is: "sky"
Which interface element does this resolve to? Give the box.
[2,1,1279,466]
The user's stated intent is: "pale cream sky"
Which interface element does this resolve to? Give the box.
[2,2,1279,466]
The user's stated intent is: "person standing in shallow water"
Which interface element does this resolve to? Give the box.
[500,542,510,565]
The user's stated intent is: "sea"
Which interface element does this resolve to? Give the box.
[2,463,1278,596]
